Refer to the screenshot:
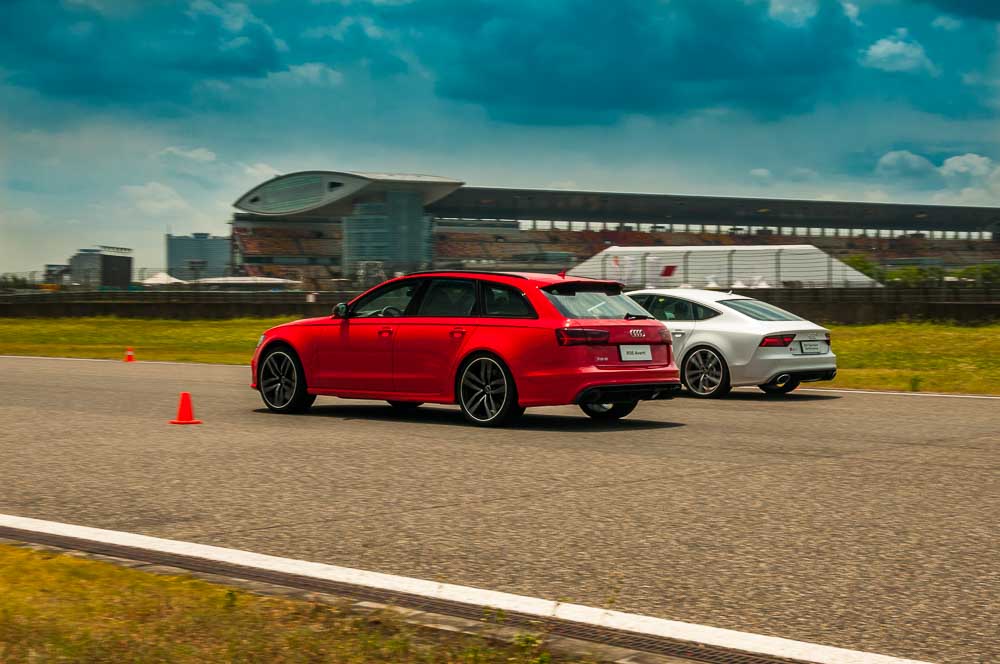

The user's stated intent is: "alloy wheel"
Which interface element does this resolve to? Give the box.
[685,349,725,396]
[260,351,297,409]
[460,357,508,423]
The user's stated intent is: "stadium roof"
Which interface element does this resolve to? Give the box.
[234,170,464,217]
[234,172,1000,233]
[429,186,1000,233]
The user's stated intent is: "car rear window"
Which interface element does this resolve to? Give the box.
[719,298,802,321]
[543,283,651,319]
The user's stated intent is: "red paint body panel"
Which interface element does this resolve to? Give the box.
[250,272,680,407]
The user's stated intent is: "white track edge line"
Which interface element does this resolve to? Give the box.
[0,355,250,368]
[2,355,996,400]
[0,514,931,664]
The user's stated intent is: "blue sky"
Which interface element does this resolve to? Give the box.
[2,0,999,272]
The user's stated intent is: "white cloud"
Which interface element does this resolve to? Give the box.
[788,167,819,181]
[875,150,939,180]
[241,162,282,179]
[861,29,938,75]
[931,15,962,31]
[939,153,993,178]
[303,16,384,40]
[188,0,253,32]
[841,1,861,26]
[749,167,773,182]
[158,146,217,162]
[768,0,818,27]
[121,182,191,216]
[863,189,891,202]
[266,63,343,87]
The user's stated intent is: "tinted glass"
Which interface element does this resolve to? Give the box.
[644,295,695,321]
[720,298,802,321]
[544,286,651,320]
[482,283,535,318]
[417,279,477,316]
[352,280,422,317]
[694,304,721,320]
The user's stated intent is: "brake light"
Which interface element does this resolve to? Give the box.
[658,327,672,344]
[556,328,610,346]
[760,334,796,347]
[825,332,831,348]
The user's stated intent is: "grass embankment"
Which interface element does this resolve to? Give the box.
[0,543,575,663]
[1,317,997,394]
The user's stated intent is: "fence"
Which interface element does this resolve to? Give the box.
[0,286,996,323]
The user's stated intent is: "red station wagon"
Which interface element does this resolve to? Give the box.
[251,271,681,426]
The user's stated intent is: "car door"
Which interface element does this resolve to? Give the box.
[392,278,478,398]
[314,278,424,394]
[644,295,699,357]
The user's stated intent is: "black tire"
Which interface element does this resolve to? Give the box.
[387,400,423,411]
[258,346,315,413]
[456,353,522,427]
[759,378,801,395]
[682,347,732,399]
[579,401,638,420]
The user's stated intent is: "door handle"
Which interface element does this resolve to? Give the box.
[672,331,686,337]
[378,327,393,338]
[450,327,466,339]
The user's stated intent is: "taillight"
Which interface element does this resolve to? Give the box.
[760,334,796,347]
[825,332,831,348]
[556,328,610,346]
[658,327,672,344]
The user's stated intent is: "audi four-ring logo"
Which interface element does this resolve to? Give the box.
[629,329,645,338]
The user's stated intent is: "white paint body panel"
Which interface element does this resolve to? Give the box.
[627,288,837,387]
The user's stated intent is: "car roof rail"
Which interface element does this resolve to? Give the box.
[405,270,529,279]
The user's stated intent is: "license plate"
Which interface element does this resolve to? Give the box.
[619,344,652,361]
[800,341,823,354]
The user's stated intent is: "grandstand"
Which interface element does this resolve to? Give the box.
[230,171,1000,286]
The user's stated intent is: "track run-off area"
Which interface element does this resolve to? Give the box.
[1,356,997,663]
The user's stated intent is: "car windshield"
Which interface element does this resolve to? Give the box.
[543,284,652,319]
[719,298,802,321]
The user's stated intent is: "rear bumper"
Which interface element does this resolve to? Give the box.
[575,382,682,404]
[763,368,837,384]
[518,364,681,407]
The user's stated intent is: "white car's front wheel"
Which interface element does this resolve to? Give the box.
[682,347,732,398]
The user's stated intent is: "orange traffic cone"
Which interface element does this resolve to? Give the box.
[123,347,135,362]
[169,392,202,425]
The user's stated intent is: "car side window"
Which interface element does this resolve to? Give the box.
[694,304,721,320]
[416,279,478,317]
[646,296,695,321]
[628,294,651,309]
[482,283,536,318]
[352,280,423,318]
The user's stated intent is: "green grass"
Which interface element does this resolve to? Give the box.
[0,543,580,663]
[1,317,997,394]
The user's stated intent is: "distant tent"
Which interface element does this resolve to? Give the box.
[568,245,879,288]
[141,272,186,285]
[194,276,302,286]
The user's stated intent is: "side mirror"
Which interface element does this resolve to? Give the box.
[332,302,349,318]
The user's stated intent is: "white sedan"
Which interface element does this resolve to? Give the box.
[626,288,837,398]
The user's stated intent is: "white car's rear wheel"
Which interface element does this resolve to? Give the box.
[682,347,732,398]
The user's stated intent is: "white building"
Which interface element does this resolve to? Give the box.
[568,245,879,288]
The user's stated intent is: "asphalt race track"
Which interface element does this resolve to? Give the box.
[1,356,997,663]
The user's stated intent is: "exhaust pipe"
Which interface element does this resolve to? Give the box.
[774,373,792,386]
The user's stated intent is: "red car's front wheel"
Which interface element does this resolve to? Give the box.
[258,347,315,414]
[457,354,523,427]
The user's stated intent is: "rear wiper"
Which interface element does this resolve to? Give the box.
[624,312,653,320]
